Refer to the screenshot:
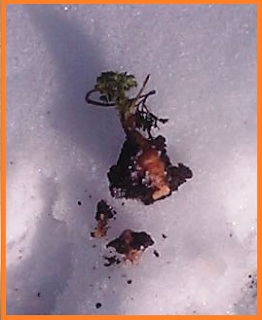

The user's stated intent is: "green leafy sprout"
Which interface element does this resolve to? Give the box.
[85,71,168,137]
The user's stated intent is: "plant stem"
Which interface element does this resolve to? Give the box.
[85,89,116,107]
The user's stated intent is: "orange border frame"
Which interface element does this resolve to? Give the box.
[1,1,258,318]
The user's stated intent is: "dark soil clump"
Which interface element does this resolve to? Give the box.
[106,229,154,263]
[108,134,192,205]
[91,200,116,238]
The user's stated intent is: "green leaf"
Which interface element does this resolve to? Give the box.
[95,71,137,103]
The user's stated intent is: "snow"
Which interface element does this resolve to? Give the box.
[6,4,257,315]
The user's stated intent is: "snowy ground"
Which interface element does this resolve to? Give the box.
[6,4,257,315]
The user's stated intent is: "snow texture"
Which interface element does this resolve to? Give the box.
[6,4,257,315]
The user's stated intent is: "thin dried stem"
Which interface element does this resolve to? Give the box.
[129,74,151,113]
[85,89,116,107]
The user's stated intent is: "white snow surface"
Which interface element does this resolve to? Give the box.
[6,4,257,315]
